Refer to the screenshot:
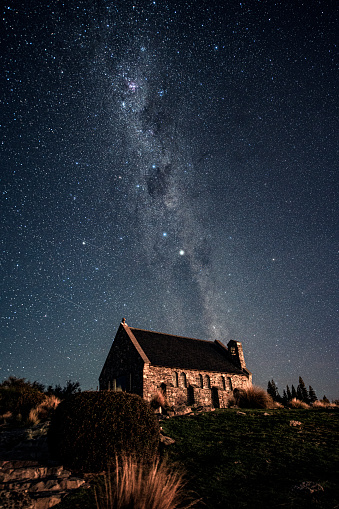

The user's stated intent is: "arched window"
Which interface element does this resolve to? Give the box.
[180,372,187,388]
[199,374,203,388]
[226,377,233,391]
[221,376,226,390]
[173,371,179,388]
[160,382,167,395]
[205,375,211,389]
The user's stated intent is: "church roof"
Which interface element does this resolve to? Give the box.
[128,326,244,374]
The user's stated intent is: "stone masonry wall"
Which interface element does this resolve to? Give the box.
[99,328,144,397]
[143,365,251,408]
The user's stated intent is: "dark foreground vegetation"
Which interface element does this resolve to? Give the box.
[1,377,338,508]
[53,408,339,509]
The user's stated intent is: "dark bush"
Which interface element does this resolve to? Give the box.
[232,386,275,409]
[0,377,45,420]
[47,391,160,472]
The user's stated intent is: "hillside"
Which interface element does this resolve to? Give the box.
[161,408,339,509]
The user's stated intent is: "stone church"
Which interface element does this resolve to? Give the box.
[99,319,252,409]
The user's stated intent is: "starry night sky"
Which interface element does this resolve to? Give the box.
[1,1,338,399]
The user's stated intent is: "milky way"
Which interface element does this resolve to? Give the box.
[1,1,338,399]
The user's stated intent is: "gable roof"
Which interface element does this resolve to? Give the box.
[127,325,245,374]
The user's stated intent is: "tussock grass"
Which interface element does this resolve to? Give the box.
[27,395,60,425]
[150,390,166,410]
[94,454,199,509]
[0,411,13,424]
[289,398,310,409]
[231,385,274,409]
[312,400,338,409]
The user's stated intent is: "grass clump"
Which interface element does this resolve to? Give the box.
[27,395,60,425]
[0,376,45,422]
[231,385,274,409]
[94,454,199,509]
[150,390,166,410]
[48,391,160,472]
[289,398,310,409]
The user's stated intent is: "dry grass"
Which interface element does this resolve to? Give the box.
[312,400,338,409]
[94,454,199,509]
[150,390,166,409]
[0,411,13,424]
[231,385,275,409]
[27,395,61,425]
[289,398,310,409]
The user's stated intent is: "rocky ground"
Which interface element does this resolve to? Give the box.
[0,422,87,509]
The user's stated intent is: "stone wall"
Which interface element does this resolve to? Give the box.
[99,327,145,397]
[142,365,251,408]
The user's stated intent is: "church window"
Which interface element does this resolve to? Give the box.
[180,372,187,388]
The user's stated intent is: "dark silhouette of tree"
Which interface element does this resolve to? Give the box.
[286,385,292,401]
[308,386,317,403]
[322,395,330,404]
[282,389,288,406]
[291,385,297,399]
[267,379,280,401]
[46,380,81,399]
[297,377,309,403]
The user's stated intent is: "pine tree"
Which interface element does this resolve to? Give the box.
[282,389,288,406]
[286,385,292,401]
[291,385,297,399]
[308,386,317,403]
[297,377,309,403]
[322,395,330,404]
[267,379,280,401]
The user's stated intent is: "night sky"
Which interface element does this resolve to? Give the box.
[1,1,338,399]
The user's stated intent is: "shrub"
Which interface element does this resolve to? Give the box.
[0,377,45,421]
[232,386,275,409]
[289,398,310,409]
[94,454,199,509]
[0,411,13,425]
[27,395,61,426]
[48,391,160,472]
[312,400,338,409]
[150,389,166,409]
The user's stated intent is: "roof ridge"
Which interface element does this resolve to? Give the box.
[129,326,216,344]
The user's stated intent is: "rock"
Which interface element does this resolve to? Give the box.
[0,423,86,509]
[289,420,302,426]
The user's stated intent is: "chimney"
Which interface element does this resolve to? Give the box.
[227,340,247,370]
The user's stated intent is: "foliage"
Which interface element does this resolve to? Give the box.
[161,409,339,509]
[150,389,166,409]
[0,376,45,421]
[232,385,274,409]
[297,377,309,403]
[267,379,281,402]
[94,454,199,509]
[289,398,310,409]
[270,378,319,406]
[27,395,61,426]
[48,391,160,472]
[308,385,317,403]
[46,380,81,399]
